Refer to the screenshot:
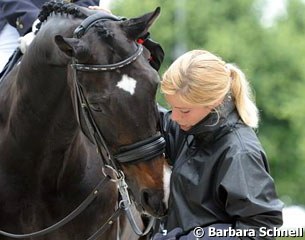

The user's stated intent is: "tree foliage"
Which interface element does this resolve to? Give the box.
[112,0,305,205]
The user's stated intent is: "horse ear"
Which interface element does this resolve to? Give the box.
[55,35,90,61]
[55,35,79,57]
[121,7,161,40]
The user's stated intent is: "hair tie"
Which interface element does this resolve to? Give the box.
[225,64,233,81]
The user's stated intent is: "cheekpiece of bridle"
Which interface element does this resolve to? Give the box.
[0,12,165,240]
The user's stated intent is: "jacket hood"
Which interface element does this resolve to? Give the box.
[186,94,241,145]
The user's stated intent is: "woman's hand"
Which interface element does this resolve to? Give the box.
[153,228,183,240]
[88,6,112,14]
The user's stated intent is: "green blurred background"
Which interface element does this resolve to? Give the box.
[108,0,305,237]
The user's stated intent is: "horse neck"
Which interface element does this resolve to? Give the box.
[15,16,78,118]
[1,16,90,184]
[19,52,73,118]
[7,50,80,169]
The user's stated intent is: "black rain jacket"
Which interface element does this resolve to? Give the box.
[159,99,283,240]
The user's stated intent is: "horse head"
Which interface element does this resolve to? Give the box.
[50,6,170,217]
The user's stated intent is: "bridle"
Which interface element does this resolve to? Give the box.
[0,12,165,240]
[71,12,165,185]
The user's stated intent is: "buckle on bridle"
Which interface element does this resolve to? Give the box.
[118,173,132,210]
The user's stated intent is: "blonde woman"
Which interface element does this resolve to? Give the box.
[155,50,283,239]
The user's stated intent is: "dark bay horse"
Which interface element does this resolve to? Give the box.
[0,2,170,239]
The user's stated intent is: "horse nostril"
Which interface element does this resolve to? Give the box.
[141,189,166,217]
[142,190,150,205]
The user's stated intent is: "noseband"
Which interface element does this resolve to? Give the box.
[0,13,165,240]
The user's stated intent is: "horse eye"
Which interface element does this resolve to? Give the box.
[89,103,104,112]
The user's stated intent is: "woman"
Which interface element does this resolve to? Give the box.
[156,50,283,239]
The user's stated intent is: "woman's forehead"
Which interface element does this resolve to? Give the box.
[165,94,194,109]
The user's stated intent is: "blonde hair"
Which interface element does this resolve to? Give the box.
[161,50,259,128]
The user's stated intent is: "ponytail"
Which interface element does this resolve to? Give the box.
[227,63,259,128]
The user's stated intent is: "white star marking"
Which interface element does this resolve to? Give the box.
[116,74,137,95]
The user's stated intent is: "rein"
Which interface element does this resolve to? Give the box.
[0,12,165,240]
[0,176,111,239]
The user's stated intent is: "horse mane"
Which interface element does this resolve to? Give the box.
[35,1,87,33]
[35,1,114,40]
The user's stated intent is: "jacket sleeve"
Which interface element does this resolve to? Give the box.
[218,151,283,240]
[0,0,39,35]
[0,0,99,36]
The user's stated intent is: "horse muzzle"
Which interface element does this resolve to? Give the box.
[140,188,167,217]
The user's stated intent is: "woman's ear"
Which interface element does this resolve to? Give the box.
[211,97,225,109]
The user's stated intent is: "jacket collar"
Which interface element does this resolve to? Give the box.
[185,95,240,145]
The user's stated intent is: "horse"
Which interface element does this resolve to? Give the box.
[0,2,170,239]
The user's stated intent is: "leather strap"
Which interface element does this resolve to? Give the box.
[0,176,111,239]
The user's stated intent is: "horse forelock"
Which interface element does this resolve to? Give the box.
[94,22,114,41]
